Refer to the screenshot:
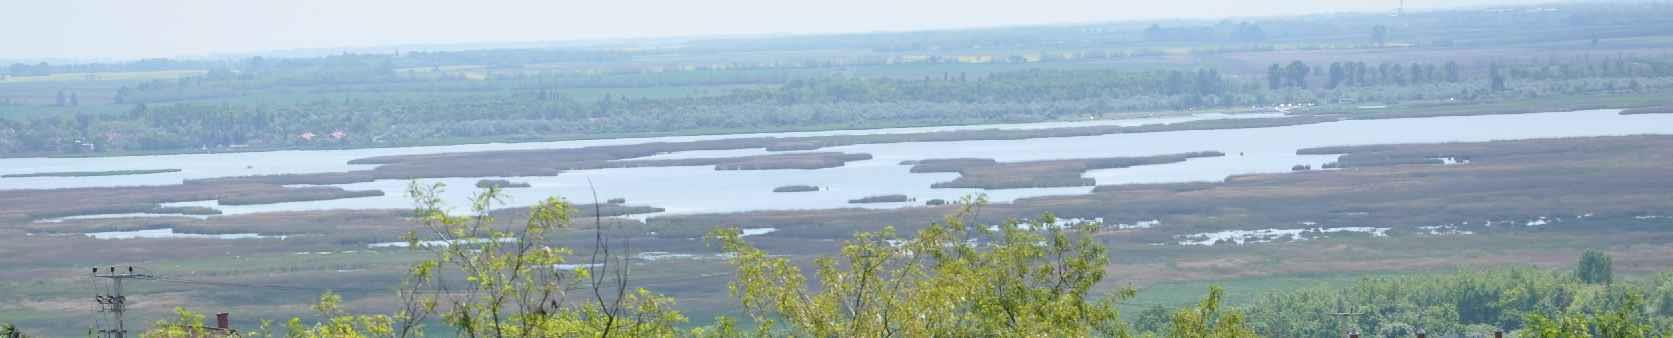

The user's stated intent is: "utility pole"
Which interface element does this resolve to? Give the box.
[1328,309,1364,337]
[94,266,147,338]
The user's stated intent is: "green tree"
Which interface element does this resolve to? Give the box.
[279,292,396,337]
[1522,295,1653,338]
[1410,63,1425,84]
[1327,62,1345,89]
[1,323,27,338]
[1592,295,1653,338]
[142,307,212,338]
[1490,63,1508,92]
[1267,64,1283,90]
[1372,25,1388,47]
[1166,286,1258,338]
[708,198,1135,337]
[1131,305,1174,334]
[1578,249,1614,284]
[1521,312,1591,338]
[1285,61,1311,88]
[391,182,686,337]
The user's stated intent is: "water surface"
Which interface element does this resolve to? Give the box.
[7,109,1672,217]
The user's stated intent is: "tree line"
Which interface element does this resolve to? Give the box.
[5,52,1673,155]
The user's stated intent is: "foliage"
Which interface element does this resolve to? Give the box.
[1241,261,1673,337]
[276,292,396,337]
[1161,286,1258,338]
[0,323,26,338]
[1522,295,1653,338]
[1130,305,1174,335]
[140,307,211,338]
[1577,249,1615,284]
[383,182,686,337]
[708,197,1136,337]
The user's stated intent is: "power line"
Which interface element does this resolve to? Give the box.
[92,266,146,338]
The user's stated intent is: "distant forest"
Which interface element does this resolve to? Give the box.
[3,2,1673,155]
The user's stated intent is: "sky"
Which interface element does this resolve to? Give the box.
[6,0,1549,60]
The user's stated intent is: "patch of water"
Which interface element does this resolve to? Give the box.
[0,112,1254,190]
[366,237,516,248]
[555,263,603,271]
[1432,157,1471,165]
[37,213,213,223]
[1116,219,1160,229]
[85,228,284,240]
[1418,225,1476,236]
[635,251,702,261]
[1176,226,1390,246]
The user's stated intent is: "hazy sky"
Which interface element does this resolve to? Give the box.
[9,0,1545,60]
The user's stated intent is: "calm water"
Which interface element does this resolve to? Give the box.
[0,112,1261,190]
[9,109,1673,218]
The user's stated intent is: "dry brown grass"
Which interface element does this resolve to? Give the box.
[914,152,1224,189]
